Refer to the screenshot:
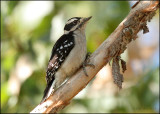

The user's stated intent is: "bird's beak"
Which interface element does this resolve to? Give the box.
[79,16,92,29]
[83,16,92,24]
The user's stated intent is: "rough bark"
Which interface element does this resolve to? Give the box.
[30,1,159,113]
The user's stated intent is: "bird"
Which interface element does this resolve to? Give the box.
[41,16,92,103]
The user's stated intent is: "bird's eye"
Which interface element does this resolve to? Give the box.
[73,21,77,24]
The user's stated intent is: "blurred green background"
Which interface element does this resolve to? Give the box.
[1,1,159,113]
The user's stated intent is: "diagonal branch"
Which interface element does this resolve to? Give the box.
[30,1,159,113]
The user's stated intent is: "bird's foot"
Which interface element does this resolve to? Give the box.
[82,52,95,76]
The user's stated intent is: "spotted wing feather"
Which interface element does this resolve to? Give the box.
[46,31,75,84]
[41,32,75,103]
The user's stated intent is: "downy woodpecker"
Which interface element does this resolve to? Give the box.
[41,16,92,103]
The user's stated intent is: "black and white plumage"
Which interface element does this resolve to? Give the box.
[46,32,75,84]
[41,16,92,103]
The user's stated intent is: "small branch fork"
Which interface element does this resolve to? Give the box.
[30,1,159,113]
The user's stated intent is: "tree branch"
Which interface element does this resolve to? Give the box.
[30,1,159,113]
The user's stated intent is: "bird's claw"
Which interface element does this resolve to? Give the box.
[82,52,95,76]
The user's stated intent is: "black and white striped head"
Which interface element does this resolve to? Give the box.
[64,16,92,34]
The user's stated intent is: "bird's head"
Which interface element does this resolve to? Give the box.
[64,16,92,34]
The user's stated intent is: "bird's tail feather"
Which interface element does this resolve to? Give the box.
[40,79,54,103]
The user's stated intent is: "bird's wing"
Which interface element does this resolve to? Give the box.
[46,32,75,83]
